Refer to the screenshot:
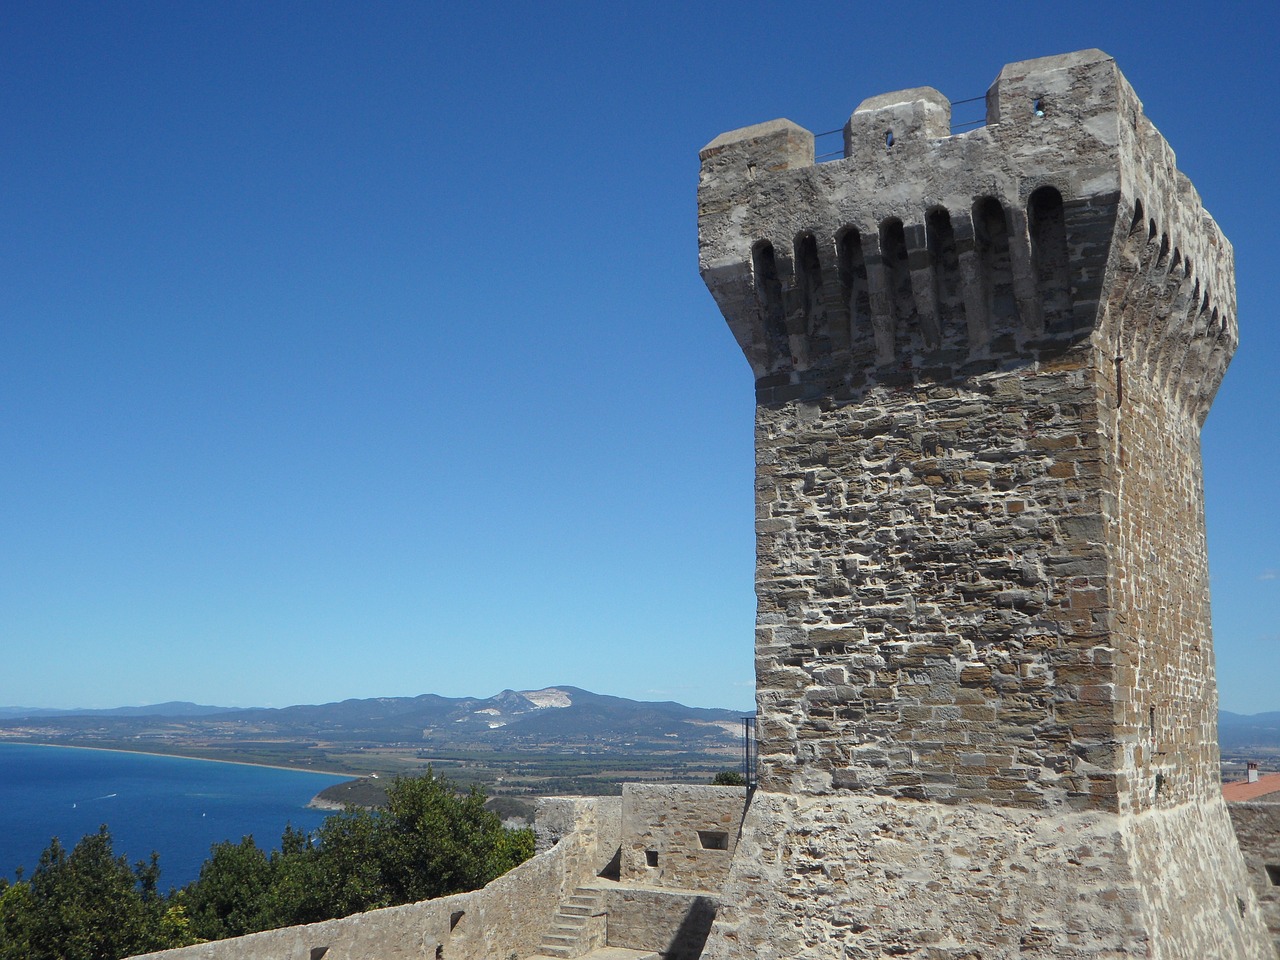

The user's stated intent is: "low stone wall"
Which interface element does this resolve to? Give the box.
[603,886,718,960]
[620,784,746,889]
[131,796,621,960]
[538,795,622,861]
[1229,801,1280,951]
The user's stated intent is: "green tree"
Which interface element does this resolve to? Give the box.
[2,827,180,960]
[305,807,389,919]
[1,771,536,955]
[184,836,274,941]
[257,824,323,928]
[712,770,746,786]
[0,879,36,960]
[285,769,534,921]
[375,770,532,905]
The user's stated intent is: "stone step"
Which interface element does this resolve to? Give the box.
[546,924,586,939]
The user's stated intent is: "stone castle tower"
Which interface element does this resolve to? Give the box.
[698,50,1274,959]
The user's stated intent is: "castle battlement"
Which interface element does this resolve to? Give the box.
[699,49,1234,426]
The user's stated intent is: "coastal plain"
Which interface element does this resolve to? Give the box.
[0,686,746,798]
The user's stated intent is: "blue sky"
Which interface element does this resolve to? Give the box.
[1,2,1276,713]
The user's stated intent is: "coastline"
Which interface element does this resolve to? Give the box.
[0,740,355,780]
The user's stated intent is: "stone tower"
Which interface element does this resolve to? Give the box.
[697,50,1273,959]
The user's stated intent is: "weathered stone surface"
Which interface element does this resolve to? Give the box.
[603,886,718,960]
[702,792,1264,960]
[698,49,1271,958]
[620,784,744,890]
[1230,802,1280,952]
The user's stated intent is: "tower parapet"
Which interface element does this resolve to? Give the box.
[698,50,1270,960]
[699,49,1233,425]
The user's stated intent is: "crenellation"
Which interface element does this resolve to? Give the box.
[699,50,1233,427]
[842,86,952,158]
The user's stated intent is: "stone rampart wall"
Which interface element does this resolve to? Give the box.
[131,797,621,960]
[748,359,1110,806]
[1094,332,1222,812]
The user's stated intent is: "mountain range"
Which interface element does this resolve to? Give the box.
[0,686,748,755]
[1218,711,1280,751]
[4,694,1278,757]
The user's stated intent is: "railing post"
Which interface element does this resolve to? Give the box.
[742,716,757,789]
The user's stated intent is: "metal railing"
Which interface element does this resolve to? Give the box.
[742,716,758,789]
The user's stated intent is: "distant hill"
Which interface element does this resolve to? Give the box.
[1218,711,1280,751]
[0,702,239,720]
[0,686,748,755]
[8,697,1280,753]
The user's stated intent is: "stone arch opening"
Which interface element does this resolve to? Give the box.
[794,231,828,352]
[1027,185,1072,331]
[836,227,872,365]
[925,206,965,349]
[751,240,788,365]
[972,197,1017,329]
[878,217,914,356]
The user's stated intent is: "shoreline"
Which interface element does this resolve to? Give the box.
[0,739,356,780]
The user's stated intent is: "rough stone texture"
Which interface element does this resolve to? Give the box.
[698,49,1272,958]
[620,785,745,889]
[602,885,718,960]
[703,793,1264,960]
[539,795,623,861]
[1229,802,1280,951]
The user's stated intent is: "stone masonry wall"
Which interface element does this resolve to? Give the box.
[620,784,745,889]
[604,887,719,960]
[750,359,1109,806]
[1092,187,1235,814]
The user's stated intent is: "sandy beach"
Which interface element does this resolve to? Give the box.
[0,739,355,779]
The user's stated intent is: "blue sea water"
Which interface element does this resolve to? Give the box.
[0,743,349,889]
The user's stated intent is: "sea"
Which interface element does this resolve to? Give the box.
[0,743,350,890]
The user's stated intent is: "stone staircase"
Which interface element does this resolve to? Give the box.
[530,885,608,959]
[526,883,661,960]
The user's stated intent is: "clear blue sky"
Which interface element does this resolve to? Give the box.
[2,2,1276,714]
